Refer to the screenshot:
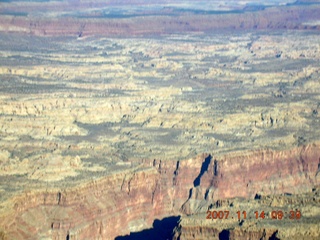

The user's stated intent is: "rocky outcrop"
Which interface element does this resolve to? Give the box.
[0,3,320,238]
[1,167,172,239]
[173,187,320,240]
[0,144,319,239]
[167,144,320,215]
[0,4,319,37]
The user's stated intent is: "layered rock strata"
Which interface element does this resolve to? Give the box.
[0,4,319,37]
[0,144,319,239]
[173,188,320,240]
[0,1,319,239]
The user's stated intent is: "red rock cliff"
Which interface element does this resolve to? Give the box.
[0,5,319,37]
[0,144,319,239]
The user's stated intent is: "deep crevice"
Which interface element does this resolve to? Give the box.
[193,155,212,187]
[214,159,218,176]
[188,188,193,199]
[204,188,210,200]
[174,161,180,176]
[269,230,280,240]
[173,161,180,186]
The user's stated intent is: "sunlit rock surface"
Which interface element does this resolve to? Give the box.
[0,0,320,239]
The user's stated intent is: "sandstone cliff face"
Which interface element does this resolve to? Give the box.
[0,144,319,239]
[161,144,320,215]
[0,1,320,238]
[1,167,170,240]
[0,5,319,37]
[173,186,320,240]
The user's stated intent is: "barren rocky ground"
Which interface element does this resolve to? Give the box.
[0,0,319,239]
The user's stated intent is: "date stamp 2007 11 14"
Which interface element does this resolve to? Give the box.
[206,210,301,220]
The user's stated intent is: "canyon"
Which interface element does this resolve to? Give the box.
[1,145,319,239]
[0,4,320,37]
[0,0,320,239]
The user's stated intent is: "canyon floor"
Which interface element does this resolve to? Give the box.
[0,0,320,240]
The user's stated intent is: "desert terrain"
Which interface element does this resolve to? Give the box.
[0,0,320,239]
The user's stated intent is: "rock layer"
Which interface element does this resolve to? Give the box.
[173,187,320,240]
[0,1,320,239]
[0,4,320,37]
[0,144,319,239]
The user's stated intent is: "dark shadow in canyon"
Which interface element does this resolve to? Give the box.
[269,230,280,240]
[219,229,230,240]
[193,155,212,187]
[115,216,180,240]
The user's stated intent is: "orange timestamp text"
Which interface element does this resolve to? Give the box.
[206,210,301,220]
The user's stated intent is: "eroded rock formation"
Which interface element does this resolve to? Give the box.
[0,144,319,239]
[173,187,320,240]
[0,1,320,37]
[0,1,320,239]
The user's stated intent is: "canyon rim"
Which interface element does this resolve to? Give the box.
[0,0,320,239]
